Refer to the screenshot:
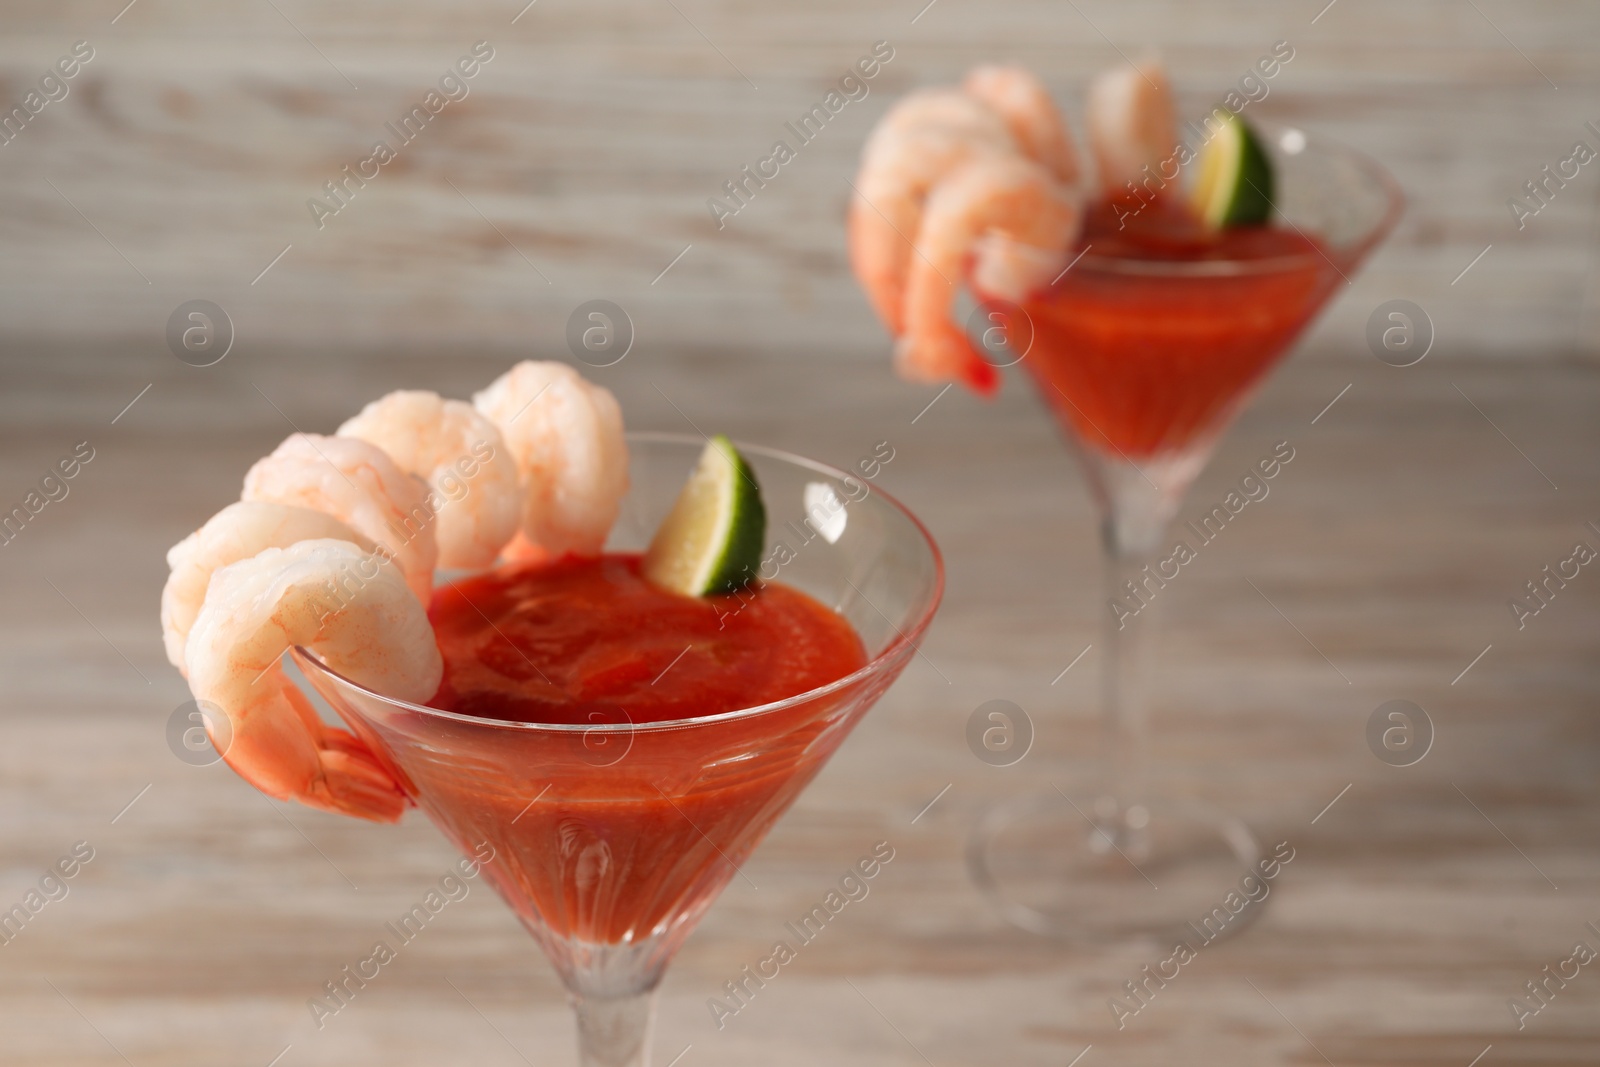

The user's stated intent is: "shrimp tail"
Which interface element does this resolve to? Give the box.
[893,329,1000,397]
[222,740,406,823]
[215,679,408,822]
[963,353,1002,396]
[310,742,409,822]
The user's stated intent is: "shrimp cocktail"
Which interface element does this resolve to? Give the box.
[847,60,1400,942]
[161,362,943,1066]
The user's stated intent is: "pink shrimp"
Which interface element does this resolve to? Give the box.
[337,390,522,570]
[961,65,1081,185]
[161,501,374,674]
[849,89,1019,335]
[849,70,1091,395]
[241,434,438,605]
[896,155,1081,393]
[472,362,628,560]
[1086,58,1179,202]
[184,539,441,822]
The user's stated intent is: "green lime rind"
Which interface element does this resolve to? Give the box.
[1191,110,1275,228]
[642,434,766,596]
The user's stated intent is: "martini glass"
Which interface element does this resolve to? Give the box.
[966,125,1403,943]
[294,432,943,1067]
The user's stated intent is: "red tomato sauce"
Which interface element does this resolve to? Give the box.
[409,554,871,948]
[1015,202,1341,458]
[430,553,867,725]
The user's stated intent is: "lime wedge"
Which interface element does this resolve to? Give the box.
[643,435,766,596]
[1190,110,1275,228]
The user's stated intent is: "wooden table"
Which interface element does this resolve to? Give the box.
[0,336,1595,1066]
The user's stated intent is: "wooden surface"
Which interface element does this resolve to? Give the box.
[0,0,1599,358]
[2,0,1600,1062]
[0,335,1597,1066]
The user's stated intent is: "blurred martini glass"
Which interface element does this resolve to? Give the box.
[966,124,1402,944]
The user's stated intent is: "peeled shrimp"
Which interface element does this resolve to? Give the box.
[472,361,627,559]
[961,66,1080,185]
[897,155,1081,392]
[1086,59,1178,199]
[849,89,1018,334]
[337,390,521,570]
[161,501,373,674]
[858,87,1018,169]
[849,70,1091,396]
[241,434,438,605]
[185,539,440,822]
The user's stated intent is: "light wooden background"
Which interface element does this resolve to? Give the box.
[1,1,1599,1065]
[0,0,1598,357]
[3,346,1599,1067]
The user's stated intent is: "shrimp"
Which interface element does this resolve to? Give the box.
[161,501,373,674]
[241,434,438,605]
[337,390,522,570]
[897,155,1081,393]
[850,71,1090,395]
[961,65,1081,185]
[849,88,1019,334]
[472,362,628,559]
[184,539,440,822]
[1086,58,1178,201]
[859,87,1016,163]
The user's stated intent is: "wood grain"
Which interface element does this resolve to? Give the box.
[0,332,1595,1065]
[1,1,1598,1062]
[0,1,1597,358]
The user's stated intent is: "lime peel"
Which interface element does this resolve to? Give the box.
[1190,110,1275,229]
[642,435,766,596]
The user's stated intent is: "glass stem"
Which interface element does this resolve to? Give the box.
[573,989,656,1067]
[1095,515,1162,859]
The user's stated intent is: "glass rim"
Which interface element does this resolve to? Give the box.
[293,430,945,734]
[1070,122,1405,278]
